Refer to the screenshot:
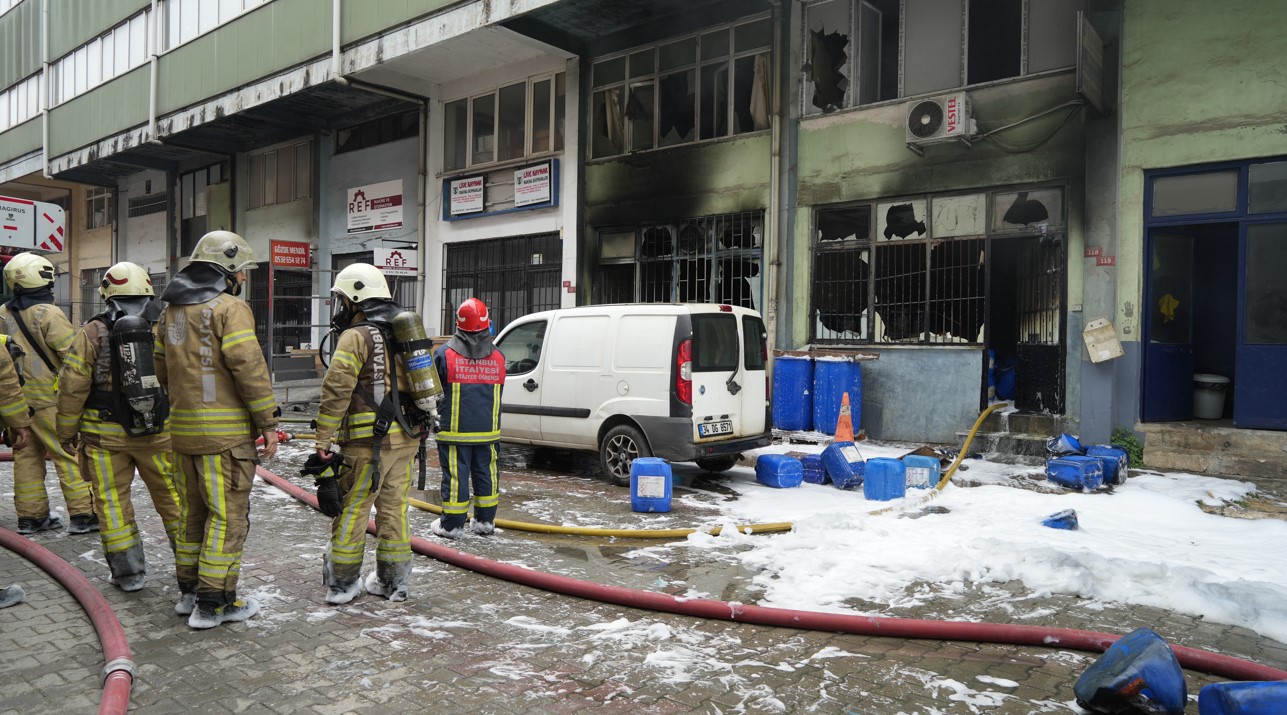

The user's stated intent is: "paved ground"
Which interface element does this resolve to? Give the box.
[2,439,1285,714]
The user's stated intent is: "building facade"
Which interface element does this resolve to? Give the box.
[2,0,1284,454]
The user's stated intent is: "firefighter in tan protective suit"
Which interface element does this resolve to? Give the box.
[0,252,97,535]
[155,231,279,629]
[306,263,427,604]
[0,335,34,462]
[57,261,181,593]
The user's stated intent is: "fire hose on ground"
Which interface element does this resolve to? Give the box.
[255,464,1287,682]
[0,527,135,715]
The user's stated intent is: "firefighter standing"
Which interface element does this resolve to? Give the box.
[431,297,505,538]
[56,262,181,592]
[0,252,97,535]
[0,335,34,458]
[308,264,426,603]
[155,231,279,629]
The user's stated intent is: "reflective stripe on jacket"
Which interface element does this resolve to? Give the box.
[154,295,276,454]
[0,303,75,408]
[56,318,170,449]
[433,345,504,444]
[314,322,420,451]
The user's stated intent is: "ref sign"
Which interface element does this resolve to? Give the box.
[1,194,67,252]
[374,246,417,276]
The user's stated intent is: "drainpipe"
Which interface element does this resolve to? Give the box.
[332,0,349,87]
[148,0,161,144]
[771,0,799,352]
[763,4,781,355]
[40,0,50,178]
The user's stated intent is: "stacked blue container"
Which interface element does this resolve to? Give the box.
[800,454,829,484]
[1045,456,1104,491]
[771,356,814,431]
[1086,445,1130,485]
[812,358,862,435]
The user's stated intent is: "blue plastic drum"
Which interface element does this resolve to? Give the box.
[813,359,863,435]
[772,356,814,431]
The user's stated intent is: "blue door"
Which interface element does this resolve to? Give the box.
[1235,222,1287,428]
[1142,231,1195,421]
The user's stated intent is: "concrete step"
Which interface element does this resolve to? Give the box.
[1137,422,1287,454]
[1143,445,1287,481]
[961,431,1048,466]
[979,411,1067,436]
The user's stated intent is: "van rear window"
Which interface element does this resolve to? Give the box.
[743,315,767,370]
[691,315,739,372]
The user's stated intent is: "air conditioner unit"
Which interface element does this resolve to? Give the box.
[905,92,976,154]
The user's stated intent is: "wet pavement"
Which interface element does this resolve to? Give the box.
[2,437,1286,714]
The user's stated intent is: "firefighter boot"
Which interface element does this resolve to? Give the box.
[106,545,147,592]
[429,518,464,540]
[69,513,100,535]
[0,585,25,609]
[17,515,64,535]
[188,592,260,629]
[322,554,360,605]
[364,560,411,603]
[174,584,197,616]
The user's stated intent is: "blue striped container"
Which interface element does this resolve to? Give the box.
[771,356,814,431]
[1198,681,1287,714]
[1086,445,1129,486]
[1046,456,1104,491]
[812,359,863,435]
[800,454,829,485]
[630,458,672,513]
[821,442,865,489]
[902,454,941,489]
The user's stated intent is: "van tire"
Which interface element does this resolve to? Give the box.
[695,455,739,473]
[600,425,650,487]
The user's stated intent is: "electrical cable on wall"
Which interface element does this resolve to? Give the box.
[977,100,1087,154]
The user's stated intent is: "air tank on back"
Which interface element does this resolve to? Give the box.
[391,310,443,412]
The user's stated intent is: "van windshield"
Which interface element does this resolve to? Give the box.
[691,314,739,372]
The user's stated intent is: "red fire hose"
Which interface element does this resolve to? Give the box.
[256,466,1287,682]
[0,527,135,715]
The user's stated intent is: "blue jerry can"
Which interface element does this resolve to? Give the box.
[755,454,804,489]
[1046,456,1104,491]
[1074,628,1187,715]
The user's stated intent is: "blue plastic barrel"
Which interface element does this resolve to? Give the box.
[1199,681,1287,714]
[772,356,814,431]
[1086,445,1129,486]
[813,359,863,435]
[800,454,829,485]
[864,458,906,501]
[754,454,804,489]
[822,442,865,489]
[1046,456,1105,491]
[1042,509,1080,530]
[903,454,941,489]
[630,458,672,513]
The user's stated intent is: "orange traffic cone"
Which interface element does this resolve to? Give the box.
[833,392,854,443]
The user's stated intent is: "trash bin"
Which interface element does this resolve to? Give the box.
[1193,373,1231,419]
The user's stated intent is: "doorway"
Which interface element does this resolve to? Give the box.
[987,234,1066,414]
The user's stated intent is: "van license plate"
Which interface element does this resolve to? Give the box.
[699,421,733,437]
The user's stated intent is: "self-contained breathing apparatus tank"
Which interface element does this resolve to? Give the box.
[110,314,168,436]
[391,310,443,412]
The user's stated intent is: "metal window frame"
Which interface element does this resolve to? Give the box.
[442,71,566,173]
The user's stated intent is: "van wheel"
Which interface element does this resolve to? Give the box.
[600,425,650,487]
[695,455,739,473]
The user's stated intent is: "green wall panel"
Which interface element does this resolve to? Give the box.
[49,0,146,59]
[0,0,41,90]
[0,116,41,167]
[48,66,148,156]
[157,0,330,115]
[341,0,460,44]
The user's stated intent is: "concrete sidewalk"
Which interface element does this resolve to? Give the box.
[2,449,1285,714]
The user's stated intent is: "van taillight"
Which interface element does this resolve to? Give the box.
[676,339,692,404]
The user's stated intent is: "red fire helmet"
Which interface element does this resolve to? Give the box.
[456,297,491,332]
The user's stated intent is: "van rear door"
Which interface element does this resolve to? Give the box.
[739,312,769,435]
[689,312,749,441]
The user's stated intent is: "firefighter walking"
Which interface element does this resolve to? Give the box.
[307,264,433,604]
[0,252,97,535]
[155,231,279,629]
[431,298,505,538]
[56,262,181,592]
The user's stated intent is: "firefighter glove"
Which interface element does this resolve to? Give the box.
[315,477,343,518]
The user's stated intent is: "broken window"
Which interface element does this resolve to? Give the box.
[593,212,764,308]
[805,0,899,114]
[812,190,1062,345]
[589,16,771,159]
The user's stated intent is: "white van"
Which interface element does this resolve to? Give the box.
[494,304,771,485]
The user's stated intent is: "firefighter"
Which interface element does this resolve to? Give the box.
[0,334,34,459]
[307,263,426,604]
[56,261,181,593]
[431,297,505,538]
[0,252,97,535]
[155,231,279,629]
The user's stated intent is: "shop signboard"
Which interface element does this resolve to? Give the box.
[374,246,418,276]
[270,240,311,268]
[346,180,404,233]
